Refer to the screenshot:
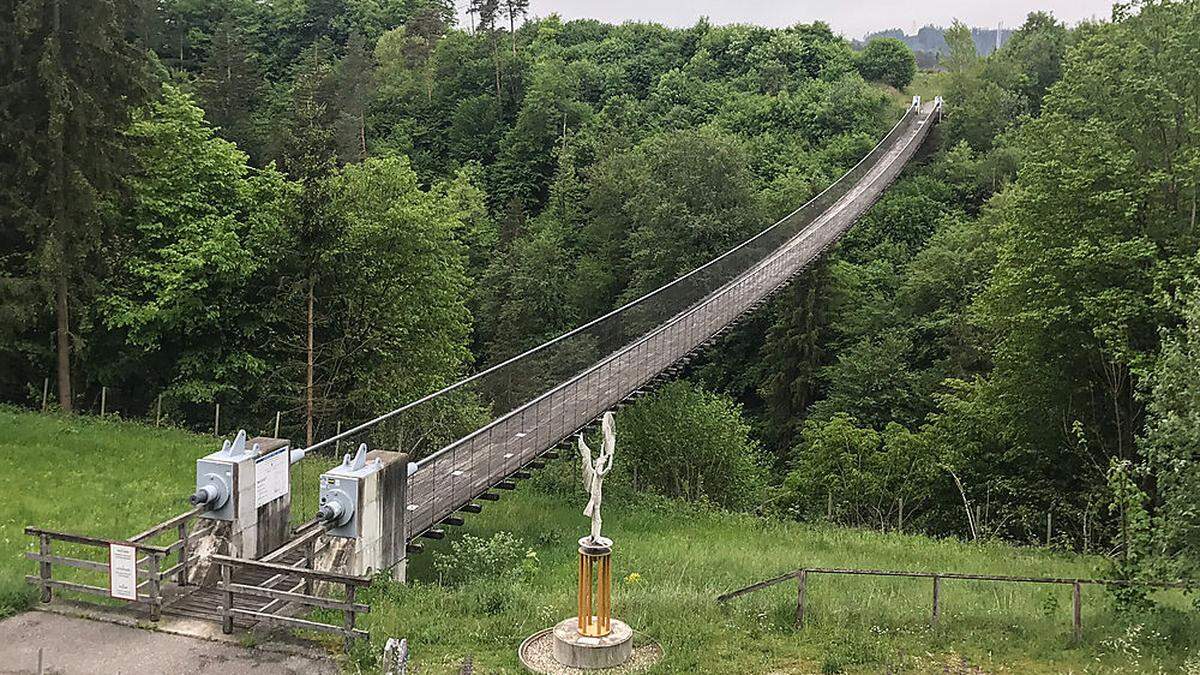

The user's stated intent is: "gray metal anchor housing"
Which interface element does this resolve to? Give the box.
[191,430,258,521]
[319,443,383,538]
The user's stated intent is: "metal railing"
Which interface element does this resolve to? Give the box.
[717,566,1197,642]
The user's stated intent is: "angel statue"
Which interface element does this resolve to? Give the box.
[578,412,616,544]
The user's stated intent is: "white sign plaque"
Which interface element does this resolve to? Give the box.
[255,447,289,508]
[109,543,138,601]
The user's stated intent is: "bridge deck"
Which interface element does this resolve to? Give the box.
[162,549,308,628]
[404,104,939,540]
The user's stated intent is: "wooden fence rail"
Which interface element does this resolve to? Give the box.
[211,554,372,652]
[24,527,173,620]
[24,507,205,621]
[717,566,1197,642]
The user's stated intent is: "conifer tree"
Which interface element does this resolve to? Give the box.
[0,0,151,412]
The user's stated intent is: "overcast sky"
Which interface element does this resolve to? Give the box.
[463,0,1115,39]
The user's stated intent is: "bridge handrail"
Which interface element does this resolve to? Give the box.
[25,504,210,621]
[302,102,925,457]
[212,554,371,652]
[23,525,179,620]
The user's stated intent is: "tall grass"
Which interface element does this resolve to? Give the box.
[364,485,1199,673]
[1,408,1196,672]
[0,406,206,615]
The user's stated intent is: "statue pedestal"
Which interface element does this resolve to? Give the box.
[547,537,633,669]
[552,617,634,669]
[577,537,613,636]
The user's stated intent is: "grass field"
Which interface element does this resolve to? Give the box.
[875,71,951,112]
[368,486,1200,674]
[2,407,1198,673]
[0,406,205,615]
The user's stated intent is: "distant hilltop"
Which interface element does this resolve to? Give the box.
[855,25,1015,69]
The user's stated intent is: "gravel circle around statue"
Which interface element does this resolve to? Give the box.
[519,629,663,674]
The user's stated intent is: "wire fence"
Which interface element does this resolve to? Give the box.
[16,382,312,442]
[717,565,1197,641]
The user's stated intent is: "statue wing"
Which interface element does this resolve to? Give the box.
[578,434,594,486]
[600,412,615,457]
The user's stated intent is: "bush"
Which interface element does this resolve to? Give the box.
[856,38,916,89]
[616,381,766,511]
[781,414,938,528]
[432,532,536,585]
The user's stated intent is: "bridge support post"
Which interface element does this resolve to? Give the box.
[315,449,409,580]
[191,434,293,586]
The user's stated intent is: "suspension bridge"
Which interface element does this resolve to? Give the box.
[335,97,943,542]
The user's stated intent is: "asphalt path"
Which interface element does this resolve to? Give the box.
[0,612,337,675]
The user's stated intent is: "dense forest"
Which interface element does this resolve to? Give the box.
[1,0,1198,591]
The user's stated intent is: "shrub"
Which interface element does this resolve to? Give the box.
[616,381,767,511]
[432,532,534,585]
[781,414,938,528]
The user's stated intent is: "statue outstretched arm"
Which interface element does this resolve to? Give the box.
[596,446,614,477]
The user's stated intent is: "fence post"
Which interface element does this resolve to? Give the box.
[156,394,162,427]
[304,539,315,596]
[177,521,189,586]
[344,583,358,654]
[221,562,234,634]
[100,386,107,417]
[38,534,52,603]
[1072,581,1082,643]
[41,378,49,412]
[214,403,221,437]
[795,570,807,628]
[931,575,941,626]
[148,551,162,621]
[336,421,342,454]
[1047,512,1053,547]
[274,411,281,438]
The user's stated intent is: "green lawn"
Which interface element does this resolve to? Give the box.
[2,408,1197,673]
[0,406,206,614]
[875,70,950,110]
[368,486,1199,674]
